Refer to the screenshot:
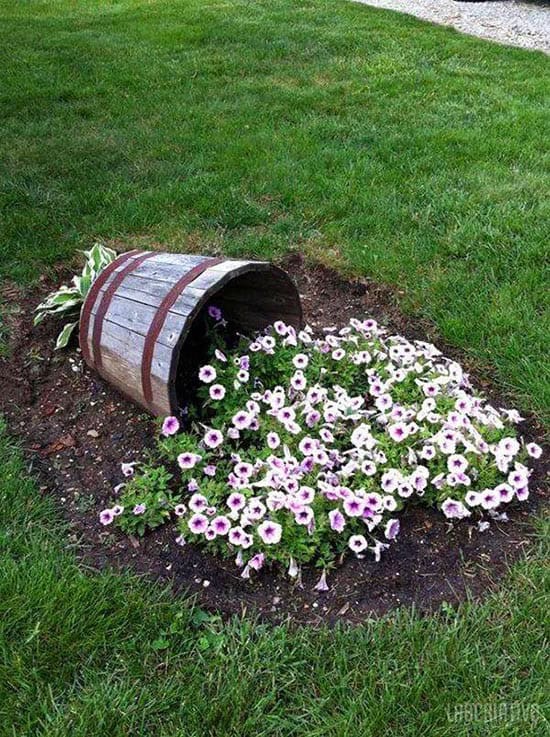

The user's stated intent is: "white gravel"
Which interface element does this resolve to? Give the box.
[353,0,550,53]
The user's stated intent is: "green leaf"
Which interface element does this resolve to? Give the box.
[38,289,79,307]
[79,273,92,297]
[55,321,78,350]
[151,637,170,651]
[197,636,211,652]
[42,300,81,316]
[89,243,103,273]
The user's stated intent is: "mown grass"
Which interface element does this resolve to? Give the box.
[0,0,548,418]
[0,424,548,736]
[0,1,549,734]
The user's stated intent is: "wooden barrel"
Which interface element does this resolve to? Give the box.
[79,251,303,416]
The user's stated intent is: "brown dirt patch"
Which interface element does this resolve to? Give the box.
[0,254,547,625]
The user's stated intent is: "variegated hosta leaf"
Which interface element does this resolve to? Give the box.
[84,242,117,278]
[34,301,81,326]
[79,272,92,297]
[35,288,80,312]
[55,321,78,350]
[34,242,118,348]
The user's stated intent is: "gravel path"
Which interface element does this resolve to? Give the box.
[354,0,550,53]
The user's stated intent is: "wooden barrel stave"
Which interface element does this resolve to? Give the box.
[83,319,174,413]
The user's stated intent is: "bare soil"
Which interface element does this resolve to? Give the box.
[0,254,547,625]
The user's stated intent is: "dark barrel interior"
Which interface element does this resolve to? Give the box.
[173,265,302,412]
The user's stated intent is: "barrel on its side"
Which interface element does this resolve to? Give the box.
[79,252,303,416]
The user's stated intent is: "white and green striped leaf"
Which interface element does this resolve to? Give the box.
[34,242,118,349]
[55,321,78,350]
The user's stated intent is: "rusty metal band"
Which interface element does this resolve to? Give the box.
[79,250,140,367]
[141,257,225,409]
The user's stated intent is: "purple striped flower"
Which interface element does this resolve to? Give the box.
[161,416,180,437]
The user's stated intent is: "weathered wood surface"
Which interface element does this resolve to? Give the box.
[80,251,302,416]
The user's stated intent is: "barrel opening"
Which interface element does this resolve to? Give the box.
[172,266,302,412]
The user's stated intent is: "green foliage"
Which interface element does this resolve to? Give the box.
[116,465,178,536]
[33,243,117,348]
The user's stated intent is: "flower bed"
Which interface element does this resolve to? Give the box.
[100,309,541,590]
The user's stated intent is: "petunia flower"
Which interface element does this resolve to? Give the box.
[495,483,515,503]
[289,371,306,391]
[209,384,226,401]
[227,492,246,512]
[245,499,267,521]
[203,428,223,449]
[287,557,299,577]
[211,516,231,536]
[447,454,468,474]
[121,462,136,477]
[387,422,409,442]
[267,431,280,450]
[228,526,246,545]
[497,437,520,457]
[207,305,223,321]
[381,470,400,493]
[295,506,314,526]
[343,496,365,517]
[293,353,309,369]
[516,486,529,502]
[232,411,252,430]
[441,498,470,519]
[189,494,208,513]
[348,534,368,553]
[507,466,529,489]
[198,365,217,383]
[370,540,389,562]
[420,445,436,461]
[465,490,482,507]
[178,452,201,470]
[99,509,114,526]
[249,553,265,571]
[161,416,180,437]
[314,570,329,592]
[384,518,400,540]
[257,520,282,544]
[328,508,346,533]
[188,513,208,534]
[526,442,542,459]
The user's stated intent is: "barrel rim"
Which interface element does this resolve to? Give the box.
[163,260,303,414]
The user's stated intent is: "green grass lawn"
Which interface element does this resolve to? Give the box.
[0,1,548,734]
[0,424,548,736]
[1,0,548,418]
